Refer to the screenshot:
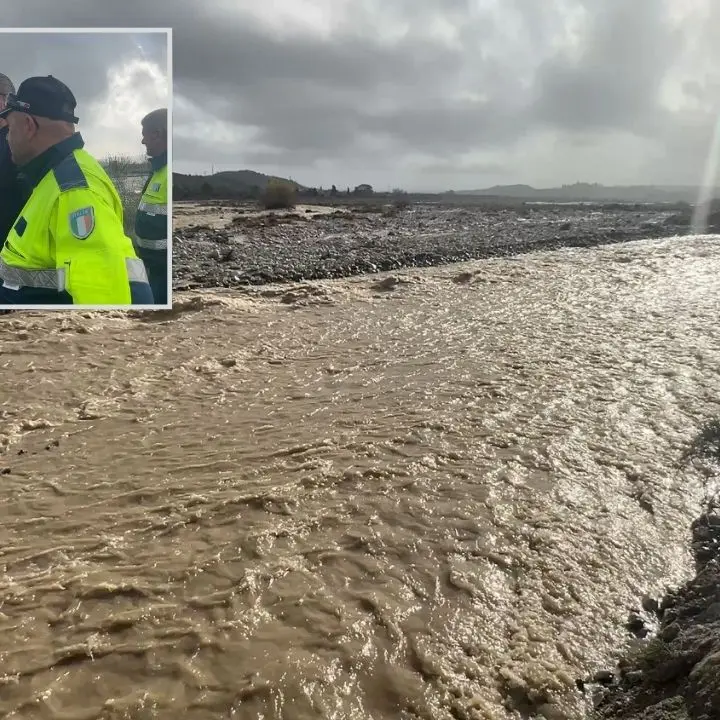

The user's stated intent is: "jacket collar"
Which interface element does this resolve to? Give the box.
[19,132,84,189]
[149,150,167,172]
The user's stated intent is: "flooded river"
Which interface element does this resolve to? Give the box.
[1,234,719,719]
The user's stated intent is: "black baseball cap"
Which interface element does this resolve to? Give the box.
[0,75,78,123]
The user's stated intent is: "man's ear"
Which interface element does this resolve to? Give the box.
[26,114,43,135]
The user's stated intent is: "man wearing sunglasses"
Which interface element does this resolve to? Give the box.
[0,73,28,246]
[0,75,153,305]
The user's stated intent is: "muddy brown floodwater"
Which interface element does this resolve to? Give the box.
[1,235,719,720]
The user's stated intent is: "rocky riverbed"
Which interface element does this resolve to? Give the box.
[171,201,717,290]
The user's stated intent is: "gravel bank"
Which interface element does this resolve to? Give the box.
[171,202,709,290]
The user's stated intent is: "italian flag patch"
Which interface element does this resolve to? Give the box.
[69,207,95,239]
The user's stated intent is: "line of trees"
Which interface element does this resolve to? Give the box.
[101,154,149,178]
[173,179,410,203]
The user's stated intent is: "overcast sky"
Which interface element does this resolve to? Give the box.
[6,1,719,191]
[1,31,168,163]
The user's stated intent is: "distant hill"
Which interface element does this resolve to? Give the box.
[210,169,306,190]
[173,169,305,199]
[457,182,718,204]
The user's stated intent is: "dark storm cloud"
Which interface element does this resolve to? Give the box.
[530,0,679,134]
[165,5,528,161]
[5,0,717,188]
[168,18,500,158]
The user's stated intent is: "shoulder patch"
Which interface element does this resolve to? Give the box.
[53,154,89,192]
[14,217,27,237]
[69,206,95,239]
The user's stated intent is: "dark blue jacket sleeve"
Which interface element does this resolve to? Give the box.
[0,128,28,243]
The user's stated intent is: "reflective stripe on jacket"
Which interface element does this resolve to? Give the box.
[134,154,167,251]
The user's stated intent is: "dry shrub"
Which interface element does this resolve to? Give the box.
[260,180,296,210]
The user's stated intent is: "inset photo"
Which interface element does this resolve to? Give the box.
[0,28,171,308]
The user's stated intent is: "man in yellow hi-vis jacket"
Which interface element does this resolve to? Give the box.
[134,108,168,305]
[0,75,153,305]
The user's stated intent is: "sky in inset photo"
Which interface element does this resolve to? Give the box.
[1,31,168,163]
